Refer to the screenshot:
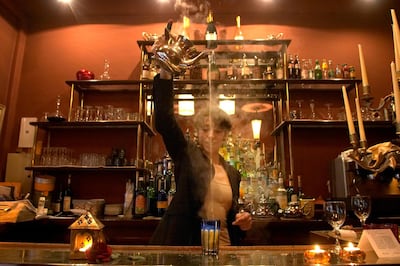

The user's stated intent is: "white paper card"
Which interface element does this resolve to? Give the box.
[358,229,400,258]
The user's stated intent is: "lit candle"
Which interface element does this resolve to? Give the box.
[342,85,356,136]
[340,242,366,263]
[391,62,400,125]
[304,245,331,264]
[355,97,366,143]
[391,9,400,71]
[358,44,369,87]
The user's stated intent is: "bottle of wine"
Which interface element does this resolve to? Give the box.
[63,174,72,212]
[286,175,297,203]
[146,170,157,216]
[205,11,217,49]
[314,59,322,80]
[53,183,63,214]
[134,175,147,217]
[157,176,168,217]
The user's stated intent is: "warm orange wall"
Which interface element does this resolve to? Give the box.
[1,3,399,198]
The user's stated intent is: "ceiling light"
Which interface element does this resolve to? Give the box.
[57,0,72,3]
[251,119,262,140]
[178,94,194,116]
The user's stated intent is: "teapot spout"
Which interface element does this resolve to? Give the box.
[181,50,208,66]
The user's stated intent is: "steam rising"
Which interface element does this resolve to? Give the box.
[174,0,210,23]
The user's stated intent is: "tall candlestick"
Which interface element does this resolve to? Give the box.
[391,62,400,126]
[355,97,367,144]
[358,44,369,87]
[342,85,356,136]
[391,9,400,72]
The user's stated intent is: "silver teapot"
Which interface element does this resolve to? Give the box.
[152,22,207,75]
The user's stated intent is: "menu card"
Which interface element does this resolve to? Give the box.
[358,229,400,258]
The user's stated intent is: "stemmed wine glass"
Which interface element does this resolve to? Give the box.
[325,201,346,253]
[351,195,371,227]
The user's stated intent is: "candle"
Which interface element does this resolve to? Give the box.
[358,44,369,87]
[340,242,366,263]
[355,97,366,143]
[304,245,331,264]
[391,62,400,125]
[342,85,356,136]
[391,9,400,71]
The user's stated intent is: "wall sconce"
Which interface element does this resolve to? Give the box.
[219,94,235,115]
[178,94,194,116]
[251,119,262,140]
[69,212,105,259]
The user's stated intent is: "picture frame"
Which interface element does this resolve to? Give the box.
[0,104,5,137]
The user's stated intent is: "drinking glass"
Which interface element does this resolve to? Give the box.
[309,99,317,119]
[351,195,371,227]
[324,103,333,120]
[325,200,346,253]
[201,219,220,256]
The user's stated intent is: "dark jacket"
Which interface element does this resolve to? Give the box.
[149,75,245,246]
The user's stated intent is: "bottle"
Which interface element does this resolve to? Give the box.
[335,64,343,78]
[327,60,335,79]
[314,59,322,80]
[307,59,314,79]
[134,175,147,217]
[287,54,294,79]
[53,183,63,214]
[297,175,304,200]
[205,11,217,49]
[157,176,168,217]
[321,58,328,79]
[226,59,237,80]
[275,175,288,210]
[240,54,251,79]
[167,170,176,206]
[146,171,157,216]
[294,55,301,79]
[63,174,72,212]
[286,175,297,203]
[252,56,262,79]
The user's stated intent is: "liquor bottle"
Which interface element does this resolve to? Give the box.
[307,59,314,79]
[252,56,262,79]
[167,170,176,206]
[141,54,151,80]
[63,174,72,212]
[134,175,147,217]
[335,64,343,78]
[294,55,301,79]
[157,176,168,217]
[287,54,294,79]
[321,58,328,79]
[314,59,322,80]
[327,60,335,79]
[275,175,288,210]
[297,175,304,200]
[286,175,297,203]
[53,183,63,214]
[240,54,251,79]
[146,171,157,216]
[205,11,217,49]
[226,59,237,80]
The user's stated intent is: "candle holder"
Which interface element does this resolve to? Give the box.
[339,243,366,263]
[304,245,331,264]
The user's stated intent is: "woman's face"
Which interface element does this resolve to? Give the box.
[197,118,227,156]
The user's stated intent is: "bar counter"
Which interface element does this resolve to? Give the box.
[0,242,400,265]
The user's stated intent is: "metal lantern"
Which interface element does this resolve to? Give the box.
[68,212,105,259]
